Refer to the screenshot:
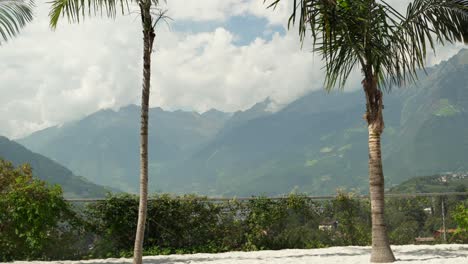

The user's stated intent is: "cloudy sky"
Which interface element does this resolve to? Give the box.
[0,0,465,138]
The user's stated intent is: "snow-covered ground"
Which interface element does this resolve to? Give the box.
[8,244,468,264]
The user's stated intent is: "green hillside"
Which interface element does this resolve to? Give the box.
[0,136,111,198]
[389,173,468,193]
[163,90,402,196]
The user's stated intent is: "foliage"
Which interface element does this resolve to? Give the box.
[433,99,460,117]
[86,194,230,257]
[81,193,462,258]
[48,0,167,29]
[386,198,428,244]
[244,195,321,250]
[84,193,139,256]
[1,188,465,260]
[0,0,34,44]
[84,193,358,257]
[389,174,468,194]
[451,203,468,242]
[452,203,468,230]
[330,193,371,245]
[0,159,81,261]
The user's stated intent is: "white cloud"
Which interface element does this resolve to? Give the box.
[165,0,291,26]
[151,28,322,112]
[0,1,465,139]
[0,2,317,138]
[165,0,241,22]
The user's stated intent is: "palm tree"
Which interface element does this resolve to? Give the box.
[267,0,468,262]
[48,1,167,263]
[0,0,34,44]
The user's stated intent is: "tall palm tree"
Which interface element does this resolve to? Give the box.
[267,0,468,262]
[0,0,34,44]
[48,1,167,264]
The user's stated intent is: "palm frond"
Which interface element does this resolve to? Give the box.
[267,0,468,90]
[380,0,468,88]
[267,0,367,90]
[49,0,165,29]
[0,0,34,44]
[48,0,138,29]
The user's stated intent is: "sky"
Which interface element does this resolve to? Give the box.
[0,0,465,139]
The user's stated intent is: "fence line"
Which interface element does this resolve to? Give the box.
[65,191,468,203]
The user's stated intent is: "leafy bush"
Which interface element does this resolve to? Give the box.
[330,193,371,246]
[244,195,322,250]
[0,159,79,261]
[389,221,420,244]
[86,194,232,257]
[452,203,468,230]
[88,192,468,257]
[85,193,342,256]
[386,197,428,244]
[85,192,373,256]
[450,203,468,243]
[84,193,139,257]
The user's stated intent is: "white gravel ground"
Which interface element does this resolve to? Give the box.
[7,244,468,264]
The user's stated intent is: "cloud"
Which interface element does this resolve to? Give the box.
[151,28,323,112]
[0,1,465,139]
[164,0,291,26]
[0,2,315,138]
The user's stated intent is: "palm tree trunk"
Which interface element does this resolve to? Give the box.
[363,72,396,263]
[133,2,155,264]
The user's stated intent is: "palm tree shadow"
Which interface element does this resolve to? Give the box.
[396,246,468,262]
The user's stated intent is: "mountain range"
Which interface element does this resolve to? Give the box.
[14,49,468,196]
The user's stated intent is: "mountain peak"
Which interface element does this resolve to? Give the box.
[449,48,468,65]
[203,108,228,116]
[249,97,280,113]
[119,104,139,112]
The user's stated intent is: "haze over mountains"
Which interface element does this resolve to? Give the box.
[0,136,110,198]
[14,49,468,196]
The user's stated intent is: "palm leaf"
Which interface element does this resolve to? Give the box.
[267,0,468,90]
[0,0,34,44]
[380,0,468,87]
[49,0,136,29]
[49,0,164,29]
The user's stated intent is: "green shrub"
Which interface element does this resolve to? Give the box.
[86,194,236,257]
[330,193,371,246]
[450,203,468,243]
[389,221,419,244]
[84,193,139,257]
[386,197,428,244]
[0,159,78,261]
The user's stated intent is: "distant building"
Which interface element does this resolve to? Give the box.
[434,228,457,238]
[319,220,338,231]
[415,237,435,244]
[423,207,432,215]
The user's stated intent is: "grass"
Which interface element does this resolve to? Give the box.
[433,99,460,117]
